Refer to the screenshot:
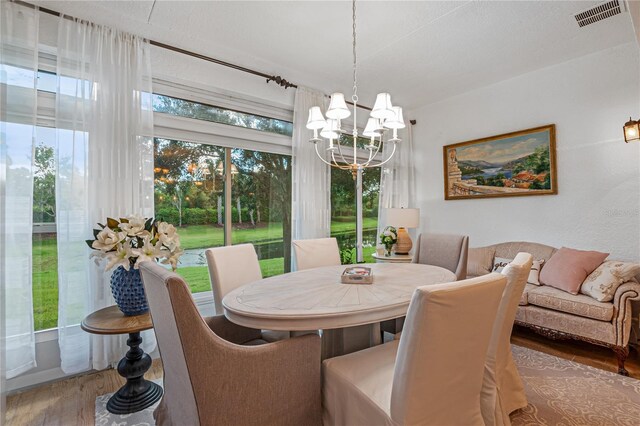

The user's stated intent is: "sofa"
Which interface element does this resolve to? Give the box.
[467,241,640,376]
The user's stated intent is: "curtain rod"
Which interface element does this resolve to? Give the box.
[13,0,373,112]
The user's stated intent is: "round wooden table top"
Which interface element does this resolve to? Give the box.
[223,263,456,331]
[81,305,153,335]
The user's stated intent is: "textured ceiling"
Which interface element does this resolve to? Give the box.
[31,0,639,109]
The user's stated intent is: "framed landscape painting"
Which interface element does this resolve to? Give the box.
[443,124,557,200]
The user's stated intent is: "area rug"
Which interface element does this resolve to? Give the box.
[95,379,161,426]
[95,347,640,425]
[510,345,640,425]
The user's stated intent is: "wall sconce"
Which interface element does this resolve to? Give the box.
[623,117,639,143]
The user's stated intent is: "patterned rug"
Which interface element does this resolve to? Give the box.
[95,346,640,425]
[511,346,640,425]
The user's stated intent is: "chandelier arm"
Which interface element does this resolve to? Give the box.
[368,142,397,168]
[331,150,353,170]
[334,137,352,165]
[364,135,382,167]
[314,143,337,167]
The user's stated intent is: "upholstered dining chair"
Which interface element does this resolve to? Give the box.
[292,237,341,271]
[481,252,533,426]
[412,232,470,280]
[139,262,322,426]
[205,244,288,342]
[323,273,507,426]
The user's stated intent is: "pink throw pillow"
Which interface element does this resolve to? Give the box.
[539,247,609,294]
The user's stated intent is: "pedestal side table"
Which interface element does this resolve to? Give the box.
[81,305,162,414]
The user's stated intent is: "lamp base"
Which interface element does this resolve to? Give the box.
[394,227,412,255]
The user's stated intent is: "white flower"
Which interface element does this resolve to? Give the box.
[92,227,125,252]
[120,215,148,237]
[105,243,136,271]
[157,222,180,250]
[384,230,393,237]
[133,236,169,268]
[161,247,184,271]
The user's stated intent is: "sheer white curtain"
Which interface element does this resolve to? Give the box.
[0,1,38,379]
[378,123,417,237]
[55,16,155,374]
[291,87,331,268]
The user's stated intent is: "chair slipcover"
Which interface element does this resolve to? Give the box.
[412,233,469,280]
[140,262,322,426]
[205,244,288,342]
[323,273,507,426]
[481,252,533,425]
[205,244,262,315]
[292,237,341,271]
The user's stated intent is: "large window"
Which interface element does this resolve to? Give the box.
[152,139,292,292]
[330,167,380,264]
[152,93,293,294]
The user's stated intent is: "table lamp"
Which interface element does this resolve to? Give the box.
[384,207,420,255]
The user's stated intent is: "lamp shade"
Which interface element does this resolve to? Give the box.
[320,119,340,139]
[363,118,383,137]
[371,93,394,120]
[306,106,327,130]
[624,117,640,143]
[326,93,351,119]
[383,207,419,228]
[383,106,406,130]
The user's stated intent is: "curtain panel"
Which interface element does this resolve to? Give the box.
[0,1,39,379]
[55,16,155,374]
[377,123,417,240]
[291,87,331,269]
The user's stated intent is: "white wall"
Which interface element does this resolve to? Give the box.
[412,42,640,260]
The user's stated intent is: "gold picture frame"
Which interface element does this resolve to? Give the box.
[443,124,558,200]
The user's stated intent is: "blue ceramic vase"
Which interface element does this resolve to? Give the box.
[110,266,149,316]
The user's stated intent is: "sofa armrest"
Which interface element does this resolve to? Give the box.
[613,281,640,347]
[203,314,263,345]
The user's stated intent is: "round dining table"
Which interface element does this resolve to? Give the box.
[223,263,456,358]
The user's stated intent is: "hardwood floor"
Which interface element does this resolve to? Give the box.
[5,360,163,426]
[4,330,639,426]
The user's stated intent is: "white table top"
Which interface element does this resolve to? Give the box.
[222,263,456,331]
[372,253,413,263]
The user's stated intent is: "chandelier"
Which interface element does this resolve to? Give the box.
[306,0,405,178]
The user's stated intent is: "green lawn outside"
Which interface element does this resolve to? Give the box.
[31,218,378,331]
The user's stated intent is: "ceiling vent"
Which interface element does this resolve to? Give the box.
[575,0,625,27]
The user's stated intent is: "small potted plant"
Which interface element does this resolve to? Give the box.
[379,226,398,257]
[87,215,183,316]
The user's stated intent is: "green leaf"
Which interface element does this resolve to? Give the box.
[93,228,100,238]
[85,240,95,248]
[145,217,154,231]
[97,223,106,229]
[119,217,129,224]
[107,217,119,229]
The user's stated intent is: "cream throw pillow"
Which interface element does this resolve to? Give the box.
[580,260,640,302]
[468,247,496,276]
[528,259,545,285]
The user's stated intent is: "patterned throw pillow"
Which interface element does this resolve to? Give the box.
[492,257,545,284]
[580,260,640,302]
[492,257,512,273]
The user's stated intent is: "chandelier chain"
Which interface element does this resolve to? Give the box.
[352,0,358,103]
